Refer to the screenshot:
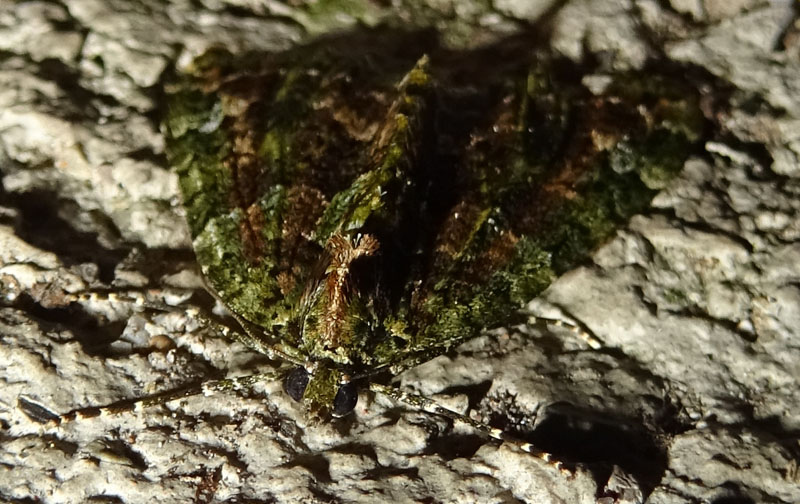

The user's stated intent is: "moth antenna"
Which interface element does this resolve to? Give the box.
[20,372,280,427]
[526,315,604,350]
[369,382,574,476]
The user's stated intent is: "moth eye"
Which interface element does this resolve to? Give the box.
[283,366,309,402]
[331,382,358,418]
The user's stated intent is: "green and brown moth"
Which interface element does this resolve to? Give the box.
[35,29,708,472]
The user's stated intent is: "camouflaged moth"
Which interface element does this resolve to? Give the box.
[36,29,707,471]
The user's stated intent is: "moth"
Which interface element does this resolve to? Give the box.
[28,29,706,471]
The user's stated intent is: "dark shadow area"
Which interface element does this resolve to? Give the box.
[33,58,105,122]
[86,496,125,504]
[7,291,128,353]
[710,481,758,504]
[324,441,380,461]
[218,497,277,504]
[17,395,62,424]
[364,464,422,483]
[426,432,487,460]
[420,380,497,459]
[282,452,332,483]
[440,381,494,410]
[307,486,339,504]
[122,246,200,285]
[0,188,129,284]
[91,438,149,471]
[711,497,756,504]
[506,404,669,498]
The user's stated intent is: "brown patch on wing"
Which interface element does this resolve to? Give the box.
[276,271,295,297]
[213,74,280,264]
[433,199,485,261]
[281,185,328,275]
[316,79,391,142]
[224,122,268,263]
[518,97,646,233]
[468,230,520,281]
[239,203,266,263]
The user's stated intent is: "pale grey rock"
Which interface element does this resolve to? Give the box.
[0,2,84,63]
[493,0,560,20]
[651,428,798,503]
[660,1,800,179]
[701,0,766,22]
[552,0,651,70]
[1,1,799,503]
[668,0,763,22]
[668,0,705,20]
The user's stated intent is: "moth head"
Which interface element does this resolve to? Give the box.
[282,363,358,419]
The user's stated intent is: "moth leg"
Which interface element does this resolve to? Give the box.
[382,348,453,376]
[63,287,245,346]
[180,274,304,365]
[381,316,602,378]
[369,382,573,476]
[376,333,512,377]
[215,324,303,364]
[62,287,225,334]
[64,288,298,363]
[20,370,280,426]
[72,289,302,366]
[63,287,193,313]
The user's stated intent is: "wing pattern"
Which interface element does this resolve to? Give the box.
[165,31,705,381]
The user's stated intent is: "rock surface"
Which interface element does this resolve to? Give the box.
[1,1,798,503]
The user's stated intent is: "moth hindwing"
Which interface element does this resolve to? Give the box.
[162,31,703,445]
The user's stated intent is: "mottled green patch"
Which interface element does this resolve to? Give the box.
[164,30,707,417]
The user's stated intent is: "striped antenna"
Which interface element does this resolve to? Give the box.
[369,382,575,476]
[527,315,604,350]
[19,371,280,426]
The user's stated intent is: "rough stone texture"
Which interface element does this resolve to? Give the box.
[0,1,798,503]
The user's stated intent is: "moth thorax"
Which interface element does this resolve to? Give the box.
[320,233,379,348]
